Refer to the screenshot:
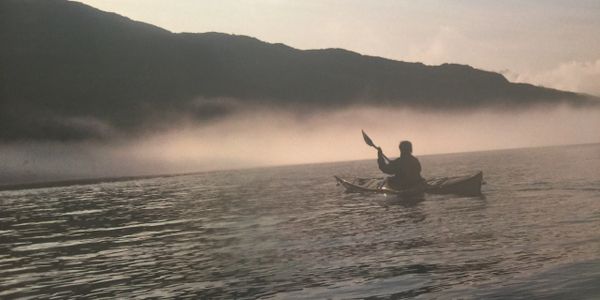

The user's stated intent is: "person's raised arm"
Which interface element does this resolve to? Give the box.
[377,147,395,174]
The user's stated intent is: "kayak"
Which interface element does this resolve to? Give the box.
[334,171,483,197]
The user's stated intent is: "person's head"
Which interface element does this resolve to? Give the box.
[399,140,413,155]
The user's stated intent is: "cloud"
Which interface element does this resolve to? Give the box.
[504,59,600,96]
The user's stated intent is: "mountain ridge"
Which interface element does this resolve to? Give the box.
[1,0,597,141]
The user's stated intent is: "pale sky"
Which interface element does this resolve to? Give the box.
[77,0,600,95]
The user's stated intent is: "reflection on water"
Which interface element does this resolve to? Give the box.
[1,144,600,299]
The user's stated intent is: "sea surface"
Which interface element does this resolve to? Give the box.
[1,144,600,299]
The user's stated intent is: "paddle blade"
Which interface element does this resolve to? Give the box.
[361,130,376,147]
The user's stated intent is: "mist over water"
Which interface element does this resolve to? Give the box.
[1,105,599,185]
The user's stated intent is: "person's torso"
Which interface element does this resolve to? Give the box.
[389,156,423,186]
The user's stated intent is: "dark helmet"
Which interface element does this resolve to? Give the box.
[399,140,412,154]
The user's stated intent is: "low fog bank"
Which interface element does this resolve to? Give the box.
[1,105,599,185]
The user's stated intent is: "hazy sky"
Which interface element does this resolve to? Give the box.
[77,0,600,95]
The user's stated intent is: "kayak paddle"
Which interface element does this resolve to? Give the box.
[361,130,390,162]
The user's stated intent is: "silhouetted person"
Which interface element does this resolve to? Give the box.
[377,141,424,189]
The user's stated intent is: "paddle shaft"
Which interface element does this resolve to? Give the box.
[372,145,390,163]
[362,130,390,162]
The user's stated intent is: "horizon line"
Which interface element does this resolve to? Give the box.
[1,141,598,193]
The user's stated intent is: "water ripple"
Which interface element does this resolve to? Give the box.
[1,145,600,298]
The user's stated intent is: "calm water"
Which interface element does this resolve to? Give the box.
[1,144,600,299]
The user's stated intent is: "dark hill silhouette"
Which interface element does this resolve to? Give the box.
[1,0,597,141]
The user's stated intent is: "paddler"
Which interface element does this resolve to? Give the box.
[377,141,424,189]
